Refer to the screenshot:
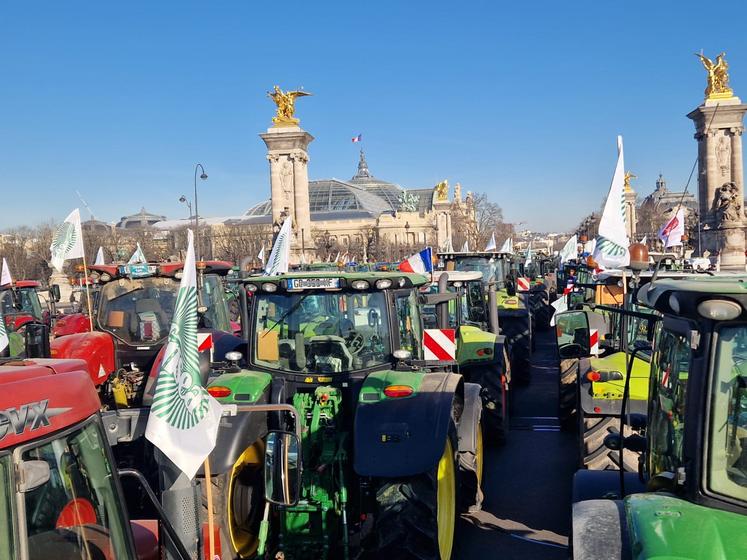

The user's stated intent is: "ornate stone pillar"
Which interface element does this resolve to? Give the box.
[731,127,744,198]
[291,151,311,251]
[267,154,282,226]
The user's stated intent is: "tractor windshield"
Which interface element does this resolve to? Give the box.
[97,277,178,346]
[452,257,506,288]
[707,324,747,505]
[15,419,132,560]
[0,454,13,560]
[0,287,43,323]
[200,274,232,332]
[252,291,397,374]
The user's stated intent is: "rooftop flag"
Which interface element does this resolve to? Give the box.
[399,247,434,274]
[498,237,513,254]
[50,208,85,273]
[485,232,497,252]
[265,216,292,276]
[559,234,578,264]
[0,258,11,286]
[352,134,362,143]
[593,136,630,269]
[659,209,685,248]
[94,246,105,266]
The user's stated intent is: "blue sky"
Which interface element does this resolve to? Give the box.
[2,0,746,232]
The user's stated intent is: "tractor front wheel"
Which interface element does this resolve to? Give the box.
[373,432,458,559]
[199,442,264,560]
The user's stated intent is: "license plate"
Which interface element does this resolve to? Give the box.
[119,264,156,278]
[286,278,341,290]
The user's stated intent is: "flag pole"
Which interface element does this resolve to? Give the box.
[81,249,94,332]
[204,458,216,560]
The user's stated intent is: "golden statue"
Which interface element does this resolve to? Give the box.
[267,85,312,127]
[695,52,734,99]
[435,180,449,201]
[623,171,637,192]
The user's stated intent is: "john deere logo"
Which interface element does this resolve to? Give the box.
[51,221,76,257]
[150,285,210,429]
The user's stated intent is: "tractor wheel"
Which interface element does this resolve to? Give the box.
[199,442,265,560]
[580,416,639,472]
[558,359,578,431]
[510,347,531,386]
[470,365,508,445]
[373,428,458,560]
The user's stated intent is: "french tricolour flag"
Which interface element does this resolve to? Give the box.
[351,134,362,143]
[399,247,433,274]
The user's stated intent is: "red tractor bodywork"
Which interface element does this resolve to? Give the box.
[50,331,116,386]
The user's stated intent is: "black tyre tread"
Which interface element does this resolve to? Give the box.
[469,365,508,445]
[581,417,639,472]
[457,421,483,513]
[558,358,578,431]
[372,426,458,560]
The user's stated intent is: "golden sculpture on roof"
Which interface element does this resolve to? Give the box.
[268,85,312,127]
[435,180,449,202]
[623,171,637,192]
[695,52,734,100]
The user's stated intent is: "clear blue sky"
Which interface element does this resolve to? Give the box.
[2,0,746,232]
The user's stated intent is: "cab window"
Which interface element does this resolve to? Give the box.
[0,454,14,560]
[394,291,422,358]
[648,327,690,476]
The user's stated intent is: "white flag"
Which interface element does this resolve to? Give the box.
[1,258,12,286]
[50,208,85,273]
[265,216,292,275]
[559,235,578,264]
[128,243,147,264]
[485,232,497,252]
[549,296,568,327]
[444,237,455,253]
[658,209,685,248]
[145,230,222,479]
[593,136,630,269]
[0,308,8,353]
[94,246,105,266]
[640,235,648,245]
[525,241,533,267]
[334,251,341,263]
[300,252,307,265]
[258,246,265,265]
[583,238,596,256]
[498,237,513,254]
[461,240,470,252]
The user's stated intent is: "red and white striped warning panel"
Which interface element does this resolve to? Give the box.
[589,329,599,356]
[197,333,214,352]
[423,329,456,361]
[517,277,531,292]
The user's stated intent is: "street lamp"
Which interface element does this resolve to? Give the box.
[193,164,208,260]
[179,195,192,219]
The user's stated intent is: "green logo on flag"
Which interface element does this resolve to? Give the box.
[150,284,210,429]
[51,221,76,257]
[596,235,627,258]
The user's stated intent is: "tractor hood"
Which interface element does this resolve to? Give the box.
[588,352,650,401]
[626,494,747,559]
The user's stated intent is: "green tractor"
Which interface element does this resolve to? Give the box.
[570,275,747,559]
[203,271,485,559]
[422,270,511,442]
[438,251,533,384]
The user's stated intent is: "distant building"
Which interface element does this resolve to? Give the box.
[640,174,697,214]
[116,207,166,229]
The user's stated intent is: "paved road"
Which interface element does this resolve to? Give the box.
[455,329,577,559]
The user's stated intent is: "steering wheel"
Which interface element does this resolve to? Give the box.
[346,332,365,355]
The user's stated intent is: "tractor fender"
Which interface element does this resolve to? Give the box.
[354,370,463,477]
[457,382,482,454]
[50,331,116,386]
[572,499,630,560]
[202,403,269,475]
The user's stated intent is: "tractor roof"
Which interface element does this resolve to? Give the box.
[0,280,41,290]
[637,274,747,320]
[430,270,483,283]
[84,260,234,282]
[438,251,509,259]
[243,271,429,290]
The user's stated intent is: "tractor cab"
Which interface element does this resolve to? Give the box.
[0,281,58,358]
[571,276,747,558]
[421,270,489,331]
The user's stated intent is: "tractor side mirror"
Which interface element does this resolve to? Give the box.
[18,460,51,492]
[555,311,590,359]
[25,322,50,358]
[50,284,61,302]
[264,431,301,506]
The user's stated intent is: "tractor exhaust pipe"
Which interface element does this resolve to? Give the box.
[437,272,449,329]
[488,277,500,335]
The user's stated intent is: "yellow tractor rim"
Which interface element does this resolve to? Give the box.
[436,438,456,560]
[476,421,484,486]
[228,441,264,558]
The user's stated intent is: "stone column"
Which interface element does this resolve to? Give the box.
[688,98,747,269]
[260,127,315,262]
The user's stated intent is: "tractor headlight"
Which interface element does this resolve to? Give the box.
[375,279,392,289]
[261,283,278,293]
[698,299,742,320]
[351,280,369,290]
[99,273,111,282]
[246,284,258,292]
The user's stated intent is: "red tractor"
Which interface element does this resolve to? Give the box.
[0,354,196,560]
[50,261,242,409]
[1,281,61,358]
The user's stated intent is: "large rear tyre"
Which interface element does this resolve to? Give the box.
[373,432,458,559]
[558,358,578,431]
[469,364,508,445]
[580,416,638,472]
[199,442,264,560]
[457,419,484,513]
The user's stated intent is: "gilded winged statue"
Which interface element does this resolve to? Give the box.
[268,85,312,126]
[695,52,733,99]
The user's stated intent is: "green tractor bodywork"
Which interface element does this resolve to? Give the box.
[206,270,484,560]
[423,270,510,442]
[438,251,533,383]
[571,275,747,560]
